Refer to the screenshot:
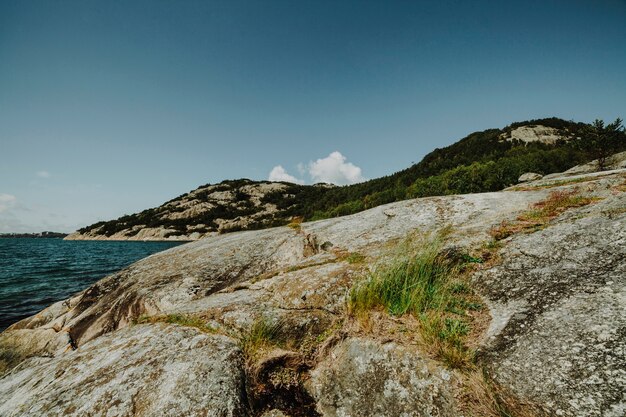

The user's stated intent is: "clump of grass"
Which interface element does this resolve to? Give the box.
[345,252,366,264]
[135,313,217,333]
[459,369,545,417]
[602,207,626,218]
[239,316,285,359]
[484,239,502,250]
[491,190,596,240]
[420,314,473,368]
[347,234,479,368]
[287,216,303,232]
[348,236,453,316]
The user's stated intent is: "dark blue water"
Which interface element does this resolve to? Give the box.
[0,238,185,330]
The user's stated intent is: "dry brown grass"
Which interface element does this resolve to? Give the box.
[287,216,303,232]
[457,370,547,417]
[490,190,597,240]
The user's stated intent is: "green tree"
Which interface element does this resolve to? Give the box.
[578,118,625,170]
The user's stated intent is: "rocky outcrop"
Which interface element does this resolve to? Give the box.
[501,125,572,144]
[517,172,543,183]
[64,227,197,241]
[474,196,626,416]
[64,119,603,242]
[547,150,626,177]
[65,180,306,241]
[1,166,625,416]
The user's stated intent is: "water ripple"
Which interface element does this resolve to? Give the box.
[0,239,185,330]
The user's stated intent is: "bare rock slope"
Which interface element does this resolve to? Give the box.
[1,166,625,416]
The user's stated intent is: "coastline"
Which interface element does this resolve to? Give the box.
[63,231,200,242]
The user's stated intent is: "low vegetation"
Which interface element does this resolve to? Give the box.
[134,313,217,334]
[287,216,303,232]
[345,227,555,415]
[491,190,597,240]
[239,316,286,360]
[347,233,481,368]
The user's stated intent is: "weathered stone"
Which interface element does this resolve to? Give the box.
[501,125,569,144]
[0,324,248,417]
[308,338,459,417]
[1,167,625,416]
[517,172,543,182]
[475,193,626,416]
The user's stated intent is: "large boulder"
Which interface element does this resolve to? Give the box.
[0,323,248,417]
[517,172,543,183]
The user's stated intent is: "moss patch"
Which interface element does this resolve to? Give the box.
[134,313,218,334]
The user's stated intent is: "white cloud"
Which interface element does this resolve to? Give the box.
[308,151,365,185]
[36,171,51,178]
[0,193,17,213]
[268,165,305,184]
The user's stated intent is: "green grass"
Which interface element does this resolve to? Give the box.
[342,251,366,264]
[348,236,453,316]
[347,234,479,368]
[135,313,217,333]
[239,316,285,359]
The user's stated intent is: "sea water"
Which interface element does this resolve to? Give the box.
[0,238,185,330]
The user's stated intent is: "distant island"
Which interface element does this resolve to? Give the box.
[0,232,68,239]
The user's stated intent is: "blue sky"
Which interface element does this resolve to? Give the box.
[1,0,625,232]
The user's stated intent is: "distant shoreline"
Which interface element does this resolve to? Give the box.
[0,232,68,239]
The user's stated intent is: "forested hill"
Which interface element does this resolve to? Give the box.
[67,117,625,240]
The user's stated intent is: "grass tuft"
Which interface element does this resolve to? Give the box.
[348,237,450,316]
[287,216,303,232]
[347,233,479,368]
[335,251,366,264]
[135,313,217,333]
[239,316,285,359]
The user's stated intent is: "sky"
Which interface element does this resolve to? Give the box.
[1,0,625,233]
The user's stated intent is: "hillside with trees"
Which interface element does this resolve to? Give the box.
[69,117,625,240]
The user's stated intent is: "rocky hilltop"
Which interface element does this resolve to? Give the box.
[67,118,609,241]
[2,159,625,416]
[65,180,317,241]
